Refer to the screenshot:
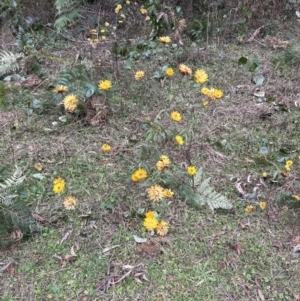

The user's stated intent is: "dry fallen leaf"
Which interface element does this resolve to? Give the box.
[54,246,77,267]
[34,163,43,171]
[293,293,300,300]
[292,235,300,246]
[60,230,73,245]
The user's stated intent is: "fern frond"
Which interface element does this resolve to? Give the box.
[0,166,39,249]
[0,51,24,77]
[192,168,233,210]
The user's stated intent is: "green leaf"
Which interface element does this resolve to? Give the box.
[238,56,248,64]
[250,62,258,72]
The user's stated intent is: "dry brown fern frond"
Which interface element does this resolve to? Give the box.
[171,19,186,40]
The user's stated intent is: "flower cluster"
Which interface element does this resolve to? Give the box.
[147,185,174,202]
[115,4,122,13]
[53,177,78,210]
[131,168,148,182]
[143,211,169,236]
[156,155,170,171]
[63,196,77,210]
[201,87,223,99]
[245,201,267,213]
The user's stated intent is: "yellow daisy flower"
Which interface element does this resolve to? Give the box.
[101,36,106,40]
[53,177,66,194]
[131,168,148,182]
[145,16,150,21]
[63,196,77,210]
[105,22,110,27]
[214,89,224,99]
[135,70,145,80]
[156,220,169,236]
[202,101,209,108]
[126,0,130,4]
[90,29,97,34]
[259,201,267,210]
[245,205,254,213]
[262,172,267,178]
[171,111,182,122]
[285,160,293,171]
[63,94,78,112]
[201,87,210,96]
[178,64,192,76]
[165,68,174,76]
[194,69,208,84]
[101,144,112,152]
[175,135,184,145]
[147,185,164,202]
[120,14,125,18]
[98,80,112,91]
[163,189,174,198]
[156,155,171,170]
[159,36,171,44]
[54,85,68,94]
[187,166,197,176]
[143,217,158,231]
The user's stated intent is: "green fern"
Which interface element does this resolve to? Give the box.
[0,50,24,77]
[0,166,39,249]
[54,0,83,32]
[181,168,233,211]
[53,65,96,104]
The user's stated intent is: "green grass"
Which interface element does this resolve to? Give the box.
[1,22,300,301]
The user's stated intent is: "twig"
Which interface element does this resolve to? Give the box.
[219,285,238,301]
[0,262,12,273]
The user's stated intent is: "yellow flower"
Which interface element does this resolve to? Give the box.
[98,80,112,91]
[143,217,158,231]
[206,88,215,99]
[245,205,254,213]
[156,155,170,170]
[93,38,99,44]
[156,220,169,236]
[165,68,174,76]
[214,89,223,99]
[285,160,293,171]
[145,211,156,218]
[101,143,112,152]
[126,0,130,4]
[100,29,105,33]
[201,87,210,96]
[118,20,123,24]
[159,36,171,44]
[131,168,148,182]
[292,195,300,201]
[147,185,164,202]
[101,36,106,40]
[178,64,192,76]
[175,135,184,145]
[90,29,97,34]
[115,4,122,13]
[145,16,150,21]
[63,196,77,210]
[194,69,208,84]
[163,189,174,198]
[120,14,125,18]
[54,85,68,94]
[187,166,197,176]
[202,101,209,108]
[135,70,145,80]
[262,172,267,178]
[105,22,110,27]
[140,7,147,14]
[171,111,182,122]
[259,201,267,210]
[63,94,78,112]
[53,177,66,194]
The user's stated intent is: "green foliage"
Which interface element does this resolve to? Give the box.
[54,0,83,32]
[181,168,233,211]
[0,50,24,77]
[0,166,39,249]
[0,0,23,26]
[0,81,8,109]
[273,44,300,68]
